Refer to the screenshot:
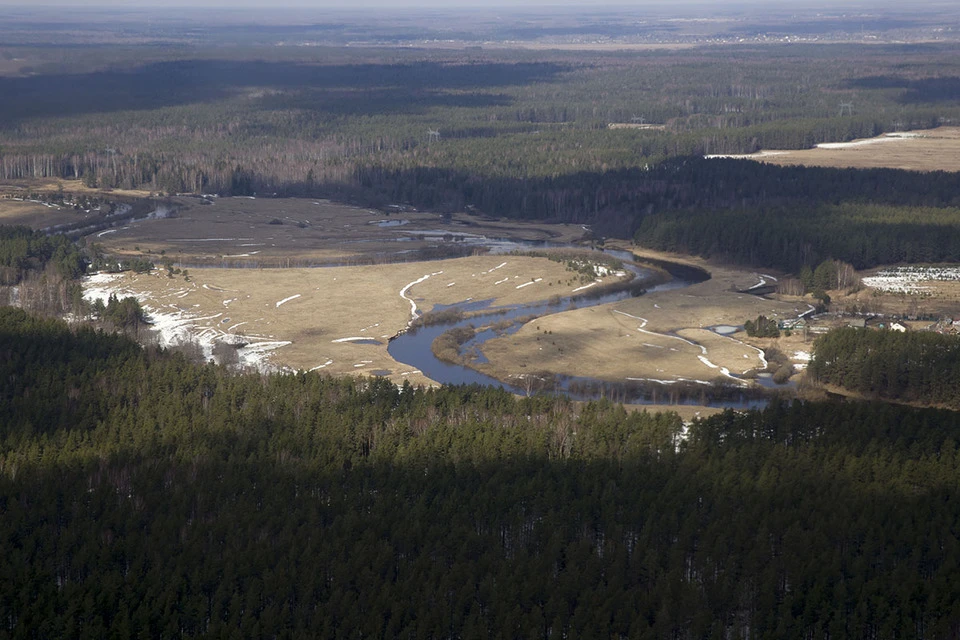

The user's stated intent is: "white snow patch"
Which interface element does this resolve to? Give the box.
[516,278,542,289]
[816,134,912,150]
[572,282,598,293]
[399,272,443,321]
[275,294,301,308]
[483,262,508,274]
[310,360,334,371]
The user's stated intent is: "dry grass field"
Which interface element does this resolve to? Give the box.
[0,179,155,200]
[713,127,960,172]
[84,254,628,387]
[478,250,813,387]
[90,196,588,266]
[0,198,99,229]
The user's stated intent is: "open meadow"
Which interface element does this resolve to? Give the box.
[478,251,813,387]
[84,253,628,387]
[711,127,960,172]
[0,197,97,229]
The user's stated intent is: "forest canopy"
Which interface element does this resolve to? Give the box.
[2,308,960,637]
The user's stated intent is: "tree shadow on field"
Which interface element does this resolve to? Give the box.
[0,59,567,123]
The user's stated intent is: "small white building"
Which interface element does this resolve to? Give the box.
[889,322,907,333]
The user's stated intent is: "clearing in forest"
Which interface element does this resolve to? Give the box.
[477,254,811,387]
[83,254,627,387]
[709,127,960,172]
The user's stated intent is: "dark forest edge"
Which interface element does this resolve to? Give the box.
[3,306,960,637]
[810,326,960,408]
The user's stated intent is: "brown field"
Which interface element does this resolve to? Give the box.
[478,250,814,387]
[84,254,628,387]
[716,127,960,172]
[90,196,589,266]
[624,403,724,421]
[0,198,101,229]
[0,179,155,199]
[834,281,960,320]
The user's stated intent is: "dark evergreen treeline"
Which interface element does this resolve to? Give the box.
[300,156,960,228]
[810,326,960,407]
[3,307,960,637]
[325,159,960,271]
[0,225,85,285]
[635,199,960,272]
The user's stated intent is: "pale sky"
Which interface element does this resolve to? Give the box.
[0,0,905,6]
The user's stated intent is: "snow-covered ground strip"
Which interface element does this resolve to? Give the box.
[704,151,789,159]
[481,262,508,275]
[310,359,334,372]
[275,294,301,308]
[627,377,713,386]
[331,337,374,343]
[399,271,443,321]
[494,278,510,285]
[862,266,960,293]
[516,278,542,289]
[572,282,598,293]
[816,133,916,149]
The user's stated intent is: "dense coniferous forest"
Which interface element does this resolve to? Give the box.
[3,308,960,637]
[810,327,960,407]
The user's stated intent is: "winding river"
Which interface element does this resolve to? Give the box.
[388,245,772,409]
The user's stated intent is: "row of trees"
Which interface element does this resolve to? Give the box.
[3,307,960,637]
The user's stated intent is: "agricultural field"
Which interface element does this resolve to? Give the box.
[711,127,960,172]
